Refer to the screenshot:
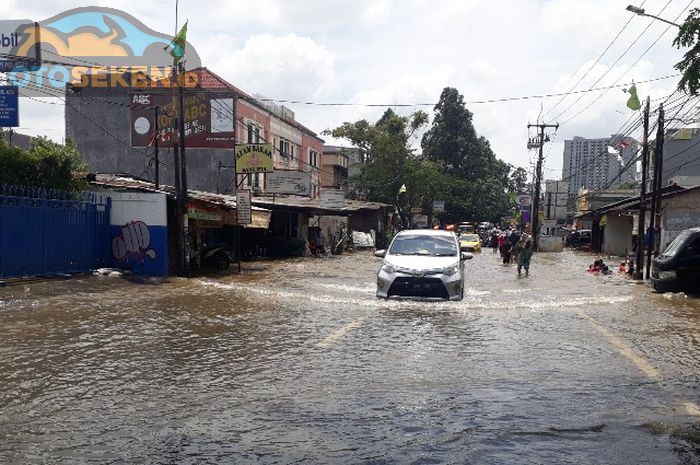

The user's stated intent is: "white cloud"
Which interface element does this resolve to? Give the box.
[205,34,337,101]
[1,0,691,182]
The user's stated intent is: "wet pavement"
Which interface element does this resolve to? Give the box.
[2,250,700,464]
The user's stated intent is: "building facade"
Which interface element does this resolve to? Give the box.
[65,68,324,198]
[662,128,700,187]
[562,135,638,206]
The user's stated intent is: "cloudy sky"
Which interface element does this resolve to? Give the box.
[0,0,695,179]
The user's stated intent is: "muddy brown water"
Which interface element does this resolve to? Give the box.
[2,250,700,464]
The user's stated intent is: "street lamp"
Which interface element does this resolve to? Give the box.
[626,4,681,28]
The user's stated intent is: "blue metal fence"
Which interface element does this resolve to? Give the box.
[0,185,111,279]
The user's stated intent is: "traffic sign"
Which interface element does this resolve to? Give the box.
[516,194,532,207]
[0,85,19,127]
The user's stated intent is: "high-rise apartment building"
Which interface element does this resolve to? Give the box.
[561,135,638,205]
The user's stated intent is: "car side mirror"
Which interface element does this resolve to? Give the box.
[375,249,386,258]
[461,252,473,261]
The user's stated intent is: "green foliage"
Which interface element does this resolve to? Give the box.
[327,87,528,226]
[0,134,87,190]
[674,8,700,95]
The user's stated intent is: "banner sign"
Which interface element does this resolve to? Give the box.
[320,189,346,210]
[0,86,19,127]
[266,170,312,196]
[236,189,252,225]
[130,92,235,148]
[235,143,274,173]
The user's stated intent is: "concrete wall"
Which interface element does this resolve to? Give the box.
[106,191,168,275]
[663,129,700,186]
[660,188,700,252]
[602,214,633,257]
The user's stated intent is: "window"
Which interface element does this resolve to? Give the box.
[279,139,290,161]
[247,123,261,143]
[309,149,318,168]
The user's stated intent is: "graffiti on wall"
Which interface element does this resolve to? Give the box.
[112,220,157,263]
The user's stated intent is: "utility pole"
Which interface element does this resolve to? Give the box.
[154,106,160,189]
[635,96,651,280]
[527,122,559,251]
[177,61,190,276]
[232,93,242,273]
[645,104,665,278]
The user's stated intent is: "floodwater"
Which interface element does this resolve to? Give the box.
[2,250,700,464]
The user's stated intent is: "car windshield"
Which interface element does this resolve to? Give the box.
[659,231,692,258]
[460,234,479,242]
[389,235,457,256]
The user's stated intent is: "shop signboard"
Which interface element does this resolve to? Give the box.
[266,170,312,196]
[320,189,346,210]
[235,143,274,173]
[236,189,252,225]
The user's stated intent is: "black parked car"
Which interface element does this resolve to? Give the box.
[651,227,700,293]
[566,229,592,248]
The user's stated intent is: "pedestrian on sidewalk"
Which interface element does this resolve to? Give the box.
[517,241,534,276]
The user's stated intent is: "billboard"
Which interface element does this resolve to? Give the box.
[130,92,235,148]
[266,170,312,196]
[235,144,274,173]
[0,20,41,72]
[0,86,19,127]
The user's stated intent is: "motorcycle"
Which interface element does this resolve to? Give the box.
[201,245,234,270]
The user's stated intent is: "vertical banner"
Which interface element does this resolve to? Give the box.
[236,189,252,225]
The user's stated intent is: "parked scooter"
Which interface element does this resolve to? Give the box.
[201,245,234,270]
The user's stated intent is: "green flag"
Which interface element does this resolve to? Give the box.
[165,21,188,63]
[625,83,641,111]
[398,184,407,194]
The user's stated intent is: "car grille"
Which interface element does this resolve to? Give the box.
[387,277,450,299]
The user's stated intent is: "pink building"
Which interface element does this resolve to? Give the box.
[185,68,325,198]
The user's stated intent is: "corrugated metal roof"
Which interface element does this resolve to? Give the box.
[90,174,269,212]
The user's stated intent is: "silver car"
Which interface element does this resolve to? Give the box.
[375,230,472,301]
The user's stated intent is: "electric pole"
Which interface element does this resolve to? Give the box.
[154,106,160,189]
[527,122,559,251]
[634,96,651,280]
[645,103,664,279]
[177,61,190,276]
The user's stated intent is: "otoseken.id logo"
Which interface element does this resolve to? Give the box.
[0,7,202,96]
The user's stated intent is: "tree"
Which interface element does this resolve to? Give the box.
[508,166,529,195]
[674,8,700,95]
[0,136,87,190]
[421,87,513,223]
[325,109,429,226]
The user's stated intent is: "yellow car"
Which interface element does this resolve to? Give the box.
[459,233,482,252]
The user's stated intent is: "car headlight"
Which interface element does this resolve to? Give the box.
[381,262,396,274]
[443,264,459,276]
[657,270,676,279]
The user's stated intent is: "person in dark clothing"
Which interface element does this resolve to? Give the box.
[500,241,512,265]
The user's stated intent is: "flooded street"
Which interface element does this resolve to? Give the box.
[2,250,700,464]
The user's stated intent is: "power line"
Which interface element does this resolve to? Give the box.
[550,0,676,123]
[541,0,647,119]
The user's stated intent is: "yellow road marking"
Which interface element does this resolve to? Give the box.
[316,316,368,348]
[684,402,700,417]
[576,310,661,381]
